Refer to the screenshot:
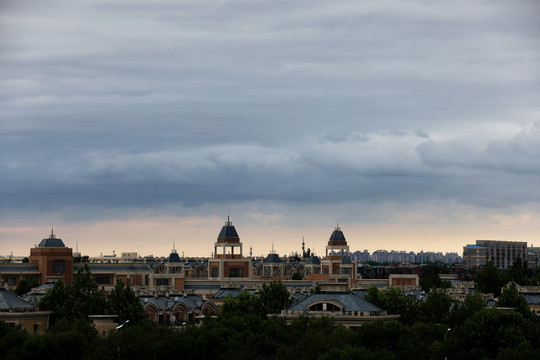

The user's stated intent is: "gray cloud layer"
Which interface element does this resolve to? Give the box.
[1,0,539,221]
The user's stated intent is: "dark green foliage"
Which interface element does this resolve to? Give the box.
[449,292,487,327]
[70,264,107,318]
[291,272,303,280]
[419,263,448,291]
[259,280,291,314]
[365,286,422,324]
[106,279,146,325]
[220,291,265,318]
[3,301,540,360]
[319,345,396,360]
[38,279,72,321]
[39,265,106,323]
[474,262,507,296]
[497,283,532,317]
[14,277,39,296]
[423,288,452,324]
[508,258,537,286]
[452,309,532,359]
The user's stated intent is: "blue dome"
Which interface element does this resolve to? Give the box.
[167,251,181,263]
[341,255,352,265]
[329,226,346,243]
[39,230,65,247]
[218,217,239,238]
[265,253,281,263]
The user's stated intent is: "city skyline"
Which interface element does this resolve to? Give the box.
[2,1,540,258]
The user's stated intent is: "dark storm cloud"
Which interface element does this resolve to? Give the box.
[1,0,540,220]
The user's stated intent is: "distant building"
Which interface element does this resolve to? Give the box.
[29,230,74,285]
[277,283,399,329]
[463,240,527,269]
[208,217,251,281]
[0,288,51,334]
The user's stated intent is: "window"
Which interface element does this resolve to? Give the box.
[95,277,110,284]
[7,278,16,285]
[307,302,342,312]
[156,278,169,286]
[211,268,218,277]
[229,268,243,278]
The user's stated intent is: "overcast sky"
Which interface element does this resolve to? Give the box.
[1,0,540,258]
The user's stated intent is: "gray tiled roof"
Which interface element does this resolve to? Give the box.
[0,264,39,272]
[329,228,346,242]
[524,294,540,305]
[167,252,181,263]
[74,263,150,271]
[265,253,281,263]
[210,288,255,299]
[0,288,35,311]
[287,292,381,312]
[140,294,208,310]
[38,237,65,247]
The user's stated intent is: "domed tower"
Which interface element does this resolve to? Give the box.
[208,217,251,281]
[29,229,73,285]
[214,216,242,260]
[321,224,356,284]
[325,224,349,258]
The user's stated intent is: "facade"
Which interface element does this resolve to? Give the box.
[141,294,218,325]
[278,285,399,329]
[29,230,74,285]
[463,240,527,269]
[0,288,51,334]
[320,225,356,284]
[208,217,251,281]
[1,221,421,314]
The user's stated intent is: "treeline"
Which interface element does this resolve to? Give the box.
[2,263,540,359]
[2,294,539,360]
[39,264,146,325]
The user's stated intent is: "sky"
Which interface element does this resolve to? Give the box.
[1,0,540,258]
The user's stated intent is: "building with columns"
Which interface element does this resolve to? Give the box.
[320,225,357,284]
[208,217,251,281]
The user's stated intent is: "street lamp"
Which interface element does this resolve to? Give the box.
[444,328,451,360]
[116,319,129,329]
[116,320,130,359]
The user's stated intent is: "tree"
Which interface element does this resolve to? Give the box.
[365,286,422,324]
[423,288,452,324]
[474,262,507,296]
[70,264,106,319]
[39,264,106,322]
[456,309,530,359]
[259,280,292,314]
[291,272,303,280]
[107,279,146,325]
[419,263,448,291]
[14,277,39,296]
[497,283,532,317]
[39,280,72,321]
[220,291,265,318]
[450,292,487,327]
